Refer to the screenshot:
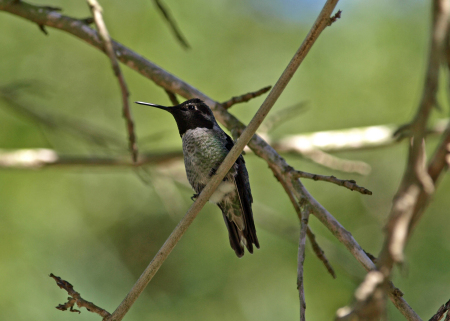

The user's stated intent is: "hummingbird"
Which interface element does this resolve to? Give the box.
[135,98,259,257]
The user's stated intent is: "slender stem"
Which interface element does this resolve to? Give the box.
[87,0,138,163]
[297,203,310,321]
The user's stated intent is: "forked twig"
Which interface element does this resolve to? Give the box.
[50,273,111,319]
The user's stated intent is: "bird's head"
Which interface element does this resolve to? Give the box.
[135,98,216,137]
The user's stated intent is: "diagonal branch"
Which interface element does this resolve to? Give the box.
[297,203,310,321]
[153,0,190,49]
[87,0,138,162]
[107,2,340,320]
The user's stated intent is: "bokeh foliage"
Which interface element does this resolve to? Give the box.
[0,0,448,320]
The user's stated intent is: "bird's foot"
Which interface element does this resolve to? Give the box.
[191,193,199,201]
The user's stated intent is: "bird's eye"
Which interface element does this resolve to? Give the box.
[188,105,196,110]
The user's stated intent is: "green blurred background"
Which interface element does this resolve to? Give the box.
[0,0,448,320]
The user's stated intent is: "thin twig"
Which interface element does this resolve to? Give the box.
[290,169,372,195]
[164,89,180,105]
[221,85,272,109]
[258,101,309,134]
[328,9,342,26]
[306,228,336,278]
[0,148,183,169]
[153,0,190,49]
[297,204,310,321]
[300,148,371,175]
[50,273,111,320]
[87,0,138,162]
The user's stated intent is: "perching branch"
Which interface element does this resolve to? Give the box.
[87,0,138,162]
[50,273,111,320]
[107,2,341,320]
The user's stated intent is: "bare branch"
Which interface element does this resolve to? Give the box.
[270,120,448,154]
[153,0,190,49]
[164,89,180,105]
[306,227,336,279]
[258,101,309,134]
[107,2,341,320]
[0,148,182,169]
[50,273,111,319]
[221,85,272,109]
[87,0,138,162]
[297,205,310,321]
[290,169,372,195]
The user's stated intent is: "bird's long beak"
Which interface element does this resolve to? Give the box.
[135,101,173,112]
